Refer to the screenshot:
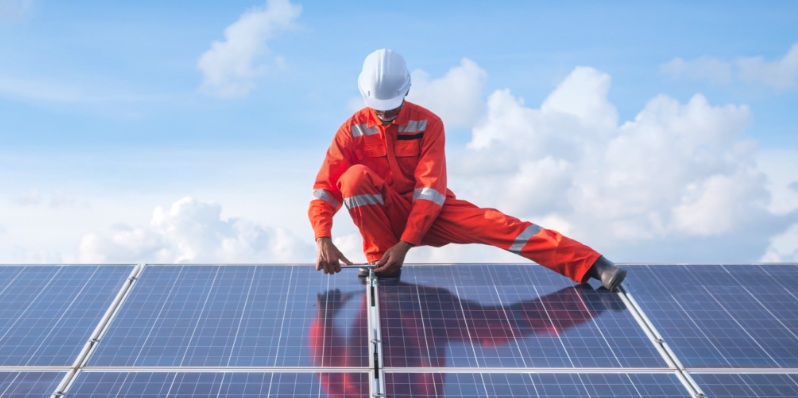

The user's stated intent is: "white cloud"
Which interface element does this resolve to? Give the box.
[12,189,42,205]
[0,75,170,116]
[76,196,313,263]
[197,0,301,98]
[0,0,31,22]
[452,65,786,260]
[10,189,82,207]
[332,232,367,263]
[660,56,733,85]
[737,43,798,90]
[406,58,487,128]
[661,42,798,90]
[761,222,798,262]
[0,77,85,102]
[541,66,618,130]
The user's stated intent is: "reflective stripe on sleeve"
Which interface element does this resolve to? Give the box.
[398,120,427,133]
[344,194,384,209]
[351,123,380,137]
[412,187,445,206]
[508,224,543,254]
[312,189,339,208]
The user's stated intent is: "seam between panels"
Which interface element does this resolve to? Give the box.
[685,368,798,374]
[618,283,706,397]
[50,263,147,398]
[77,367,372,373]
[367,269,386,398]
[381,367,679,374]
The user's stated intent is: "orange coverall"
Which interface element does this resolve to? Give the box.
[309,102,601,282]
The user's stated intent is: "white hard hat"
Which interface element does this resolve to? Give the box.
[358,49,411,111]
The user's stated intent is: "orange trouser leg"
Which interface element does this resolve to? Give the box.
[338,166,600,282]
[337,165,411,262]
[421,197,601,283]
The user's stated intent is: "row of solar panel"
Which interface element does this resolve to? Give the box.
[3,371,798,397]
[2,264,796,369]
[0,263,797,397]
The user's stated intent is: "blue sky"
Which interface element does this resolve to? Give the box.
[1,0,797,264]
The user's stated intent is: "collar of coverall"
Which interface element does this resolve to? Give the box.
[366,101,410,128]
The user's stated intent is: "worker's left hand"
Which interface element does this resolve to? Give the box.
[374,241,412,275]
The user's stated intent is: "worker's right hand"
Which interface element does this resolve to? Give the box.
[316,237,352,274]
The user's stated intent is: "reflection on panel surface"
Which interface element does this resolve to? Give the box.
[691,373,798,397]
[385,373,689,398]
[89,265,368,367]
[378,265,666,368]
[0,265,132,366]
[0,372,65,398]
[68,372,369,398]
[626,264,798,368]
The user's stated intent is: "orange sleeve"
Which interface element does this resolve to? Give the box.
[400,117,447,245]
[309,124,353,239]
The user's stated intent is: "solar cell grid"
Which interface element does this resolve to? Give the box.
[384,372,691,397]
[626,264,798,368]
[0,372,65,398]
[0,265,132,366]
[67,372,369,398]
[690,373,798,397]
[379,265,667,368]
[88,265,368,367]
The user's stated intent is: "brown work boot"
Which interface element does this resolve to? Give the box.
[586,256,627,291]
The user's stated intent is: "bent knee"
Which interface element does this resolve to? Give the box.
[337,165,379,195]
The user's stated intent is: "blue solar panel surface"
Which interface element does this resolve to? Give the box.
[88,265,368,367]
[0,372,65,398]
[625,264,798,368]
[0,265,132,366]
[691,373,798,397]
[5,263,797,398]
[379,265,667,368]
[385,373,690,397]
[67,372,369,398]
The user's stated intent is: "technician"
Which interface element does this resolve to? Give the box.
[309,49,626,290]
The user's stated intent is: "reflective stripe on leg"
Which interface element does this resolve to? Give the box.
[344,194,384,209]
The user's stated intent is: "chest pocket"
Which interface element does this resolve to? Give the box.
[395,140,421,157]
[356,144,386,161]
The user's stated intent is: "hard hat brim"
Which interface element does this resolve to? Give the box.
[361,92,407,111]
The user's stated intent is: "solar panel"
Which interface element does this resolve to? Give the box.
[66,372,369,398]
[384,372,690,397]
[0,265,133,366]
[692,374,798,398]
[691,373,798,397]
[379,265,667,368]
[625,264,798,368]
[88,265,368,367]
[0,372,65,398]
